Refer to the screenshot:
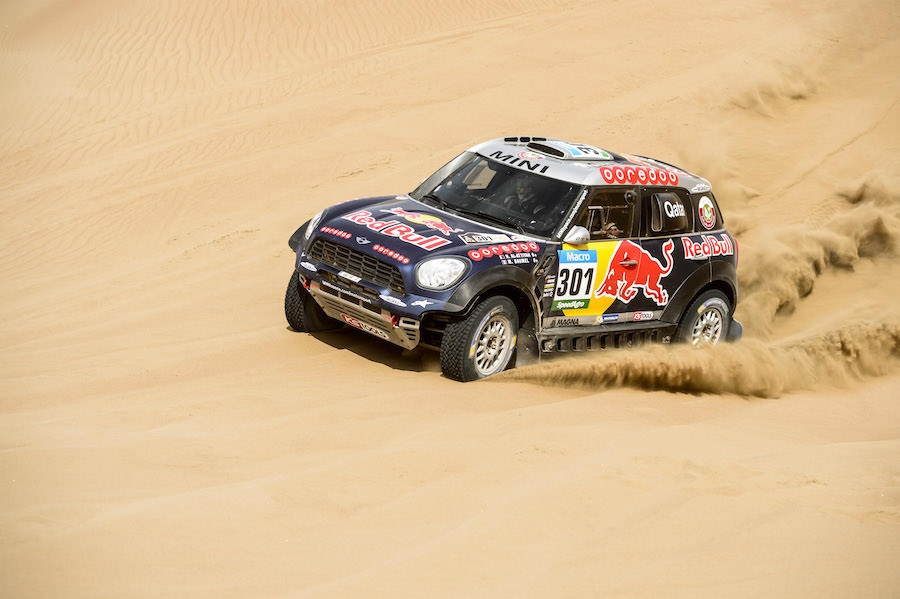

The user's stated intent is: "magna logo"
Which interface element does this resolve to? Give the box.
[341,210,451,251]
[595,239,675,306]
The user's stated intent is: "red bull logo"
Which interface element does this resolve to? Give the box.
[382,208,461,236]
[595,239,675,306]
[341,210,452,251]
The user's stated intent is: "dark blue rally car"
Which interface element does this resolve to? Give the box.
[286,137,741,381]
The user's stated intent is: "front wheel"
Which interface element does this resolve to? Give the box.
[284,270,340,332]
[440,296,518,382]
[674,290,732,345]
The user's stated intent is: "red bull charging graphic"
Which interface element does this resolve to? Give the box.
[596,239,674,305]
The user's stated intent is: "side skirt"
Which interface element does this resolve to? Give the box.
[537,323,678,353]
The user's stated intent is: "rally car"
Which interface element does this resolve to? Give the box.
[285,136,741,381]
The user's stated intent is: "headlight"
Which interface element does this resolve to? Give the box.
[415,257,469,290]
[304,210,324,240]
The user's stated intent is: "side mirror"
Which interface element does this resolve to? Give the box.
[563,225,590,245]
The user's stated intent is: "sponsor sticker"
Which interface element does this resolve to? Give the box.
[320,226,352,239]
[338,271,361,283]
[411,299,434,308]
[543,274,557,298]
[300,261,316,271]
[561,142,614,160]
[698,196,716,230]
[467,241,540,265]
[600,313,619,323]
[372,244,410,264]
[552,317,580,328]
[458,232,512,245]
[321,280,376,306]
[356,236,371,245]
[632,311,654,321]
[664,200,685,218]
[341,210,452,251]
[552,299,589,310]
[682,234,734,260]
[340,314,390,340]
[594,239,674,306]
[379,294,406,307]
[382,207,461,236]
[552,249,597,311]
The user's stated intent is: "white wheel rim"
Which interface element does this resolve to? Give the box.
[474,314,513,376]
[691,308,723,345]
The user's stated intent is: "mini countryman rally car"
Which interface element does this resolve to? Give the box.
[285,136,742,381]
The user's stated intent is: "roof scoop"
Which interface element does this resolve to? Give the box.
[526,140,614,161]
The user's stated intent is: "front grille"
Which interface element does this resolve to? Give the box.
[309,238,405,295]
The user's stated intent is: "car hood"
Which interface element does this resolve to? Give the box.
[315,195,540,261]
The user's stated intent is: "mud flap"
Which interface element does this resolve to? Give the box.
[726,319,743,342]
[514,328,540,367]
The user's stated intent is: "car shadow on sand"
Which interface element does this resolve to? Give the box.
[289,326,441,373]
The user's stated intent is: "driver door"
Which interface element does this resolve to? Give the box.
[542,187,640,327]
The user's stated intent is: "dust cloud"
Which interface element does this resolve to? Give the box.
[499,320,900,398]
[738,174,900,336]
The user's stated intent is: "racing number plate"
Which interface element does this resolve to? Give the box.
[552,249,596,311]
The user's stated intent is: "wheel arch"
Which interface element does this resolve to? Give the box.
[445,266,540,329]
[478,284,538,330]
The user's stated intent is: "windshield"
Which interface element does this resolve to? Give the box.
[410,153,581,238]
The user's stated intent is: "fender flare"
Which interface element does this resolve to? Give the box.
[444,265,540,324]
[660,260,737,323]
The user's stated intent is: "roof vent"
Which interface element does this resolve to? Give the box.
[504,136,548,144]
[526,142,566,158]
[525,140,614,161]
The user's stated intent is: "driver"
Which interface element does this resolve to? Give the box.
[502,177,544,218]
[603,221,623,238]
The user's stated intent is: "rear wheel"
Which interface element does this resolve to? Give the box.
[675,290,732,345]
[284,270,340,332]
[440,296,518,381]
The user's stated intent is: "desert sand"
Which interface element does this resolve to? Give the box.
[2,1,899,597]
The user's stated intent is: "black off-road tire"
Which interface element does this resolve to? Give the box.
[440,296,519,382]
[674,289,732,345]
[284,270,340,332]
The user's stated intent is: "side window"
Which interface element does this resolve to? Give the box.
[572,188,637,240]
[644,190,692,236]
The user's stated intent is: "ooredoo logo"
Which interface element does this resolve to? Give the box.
[467,241,540,261]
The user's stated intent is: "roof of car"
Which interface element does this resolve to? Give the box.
[467,136,712,193]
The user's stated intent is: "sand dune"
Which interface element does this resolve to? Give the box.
[2,1,899,597]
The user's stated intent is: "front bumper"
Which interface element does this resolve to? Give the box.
[305,277,421,350]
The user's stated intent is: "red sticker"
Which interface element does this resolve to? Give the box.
[614,167,625,183]
[668,171,678,185]
[601,168,614,183]
[637,168,647,183]
[648,169,657,184]
[658,170,669,185]
[625,167,637,184]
